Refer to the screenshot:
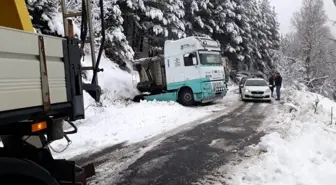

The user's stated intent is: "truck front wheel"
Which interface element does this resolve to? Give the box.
[179,88,195,106]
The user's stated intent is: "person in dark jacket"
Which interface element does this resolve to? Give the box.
[274,72,282,101]
[268,73,275,97]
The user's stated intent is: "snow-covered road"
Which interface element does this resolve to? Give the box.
[83,100,273,185]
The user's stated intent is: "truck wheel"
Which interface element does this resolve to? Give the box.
[0,175,49,185]
[179,88,195,106]
[133,95,145,102]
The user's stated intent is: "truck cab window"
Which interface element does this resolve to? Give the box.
[199,51,221,66]
[184,53,196,66]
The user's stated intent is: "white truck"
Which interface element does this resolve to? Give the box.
[133,36,228,106]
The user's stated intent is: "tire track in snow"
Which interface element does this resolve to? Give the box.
[111,102,270,185]
[75,98,246,167]
[193,102,275,185]
[75,99,245,184]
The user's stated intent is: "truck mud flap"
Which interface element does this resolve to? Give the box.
[81,163,95,179]
[74,163,95,185]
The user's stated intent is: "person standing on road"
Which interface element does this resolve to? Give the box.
[274,72,282,101]
[268,73,275,97]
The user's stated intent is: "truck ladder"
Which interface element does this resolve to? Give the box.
[60,0,98,85]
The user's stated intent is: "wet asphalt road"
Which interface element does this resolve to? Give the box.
[82,101,271,185]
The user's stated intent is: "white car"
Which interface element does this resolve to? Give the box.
[240,78,271,101]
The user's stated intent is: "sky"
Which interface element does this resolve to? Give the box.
[270,0,336,35]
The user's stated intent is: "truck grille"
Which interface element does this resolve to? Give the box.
[212,82,225,92]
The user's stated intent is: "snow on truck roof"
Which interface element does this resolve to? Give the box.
[164,36,221,57]
[165,36,219,46]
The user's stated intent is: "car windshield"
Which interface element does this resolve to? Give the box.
[199,52,222,65]
[245,79,267,86]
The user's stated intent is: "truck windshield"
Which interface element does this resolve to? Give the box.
[199,52,222,65]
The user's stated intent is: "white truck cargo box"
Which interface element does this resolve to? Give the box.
[0,26,67,112]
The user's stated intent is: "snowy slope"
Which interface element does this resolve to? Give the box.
[51,56,239,159]
[224,88,336,185]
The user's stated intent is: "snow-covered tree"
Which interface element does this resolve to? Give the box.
[183,0,215,37]
[26,0,61,36]
[277,0,336,99]
[230,0,280,72]
[116,0,187,58]
[291,0,328,84]
[103,0,134,65]
[27,0,134,66]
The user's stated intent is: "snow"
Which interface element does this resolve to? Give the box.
[107,27,126,42]
[50,55,239,159]
[225,88,336,185]
[44,12,80,37]
[146,8,164,21]
[90,137,166,184]
[51,100,209,159]
[226,23,235,33]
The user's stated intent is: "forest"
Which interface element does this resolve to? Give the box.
[26,0,336,99]
[26,0,280,72]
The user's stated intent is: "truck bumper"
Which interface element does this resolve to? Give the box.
[194,81,228,103]
[195,90,227,103]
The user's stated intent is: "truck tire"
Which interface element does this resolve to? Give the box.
[0,158,59,185]
[0,175,47,185]
[133,95,145,102]
[179,88,195,106]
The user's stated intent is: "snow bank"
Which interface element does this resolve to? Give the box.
[81,55,139,102]
[227,88,336,185]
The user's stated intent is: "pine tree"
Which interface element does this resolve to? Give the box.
[212,0,248,70]
[116,0,187,58]
[241,0,260,69]
[26,0,60,36]
[103,0,134,66]
[269,7,281,49]
[183,0,213,37]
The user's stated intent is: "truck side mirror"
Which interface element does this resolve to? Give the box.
[192,57,197,65]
